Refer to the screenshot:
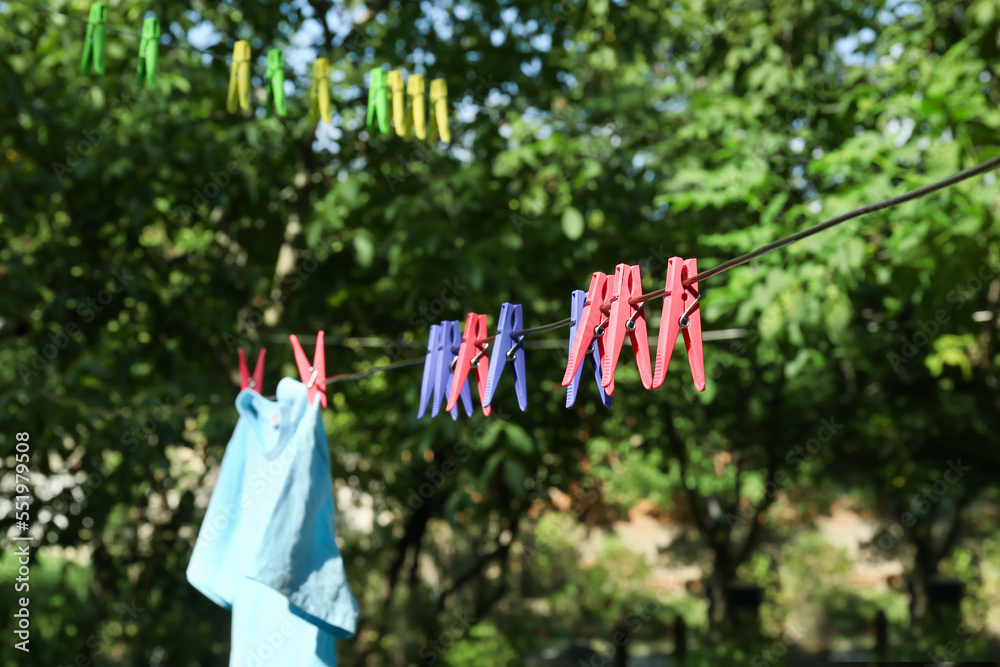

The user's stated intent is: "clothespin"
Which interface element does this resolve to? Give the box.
[433,321,472,420]
[566,291,612,408]
[289,331,327,407]
[652,258,705,391]
[265,50,287,117]
[309,58,331,126]
[483,303,527,411]
[80,3,107,76]
[135,17,160,90]
[447,313,491,416]
[238,348,266,393]
[601,264,653,394]
[388,70,408,138]
[561,272,611,389]
[417,324,442,419]
[367,68,390,135]
[407,74,427,140]
[429,79,450,142]
[227,41,251,113]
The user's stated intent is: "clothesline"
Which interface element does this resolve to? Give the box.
[12,1,999,397]
[2,0,562,124]
[9,0,260,63]
[0,0,701,138]
[288,153,999,390]
[273,328,750,351]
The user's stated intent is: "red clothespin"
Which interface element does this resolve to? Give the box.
[652,258,705,391]
[561,271,612,388]
[238,348,266,393]
[601,264,653,394]
[290,331,327,407]
[446,313,491,416]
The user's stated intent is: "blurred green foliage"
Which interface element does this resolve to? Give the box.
[2,0,1000,664]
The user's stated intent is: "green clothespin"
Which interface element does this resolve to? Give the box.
[136,17,160,90]
[366,68,390,134]
[80,2,108,76]
[265,49,286,117]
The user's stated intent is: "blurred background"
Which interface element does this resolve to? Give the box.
[2,0,1000,665]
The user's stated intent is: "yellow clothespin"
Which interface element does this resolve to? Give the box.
[309,58,331,126]
[387,70,407,139]
[429,78,450,143]
[227,41,251,113]
[407,74,426,141]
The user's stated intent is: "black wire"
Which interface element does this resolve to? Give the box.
[3,0,666,125]
[8,0,242,63]
[316,152,1000,385]
[684,153,1000,285]
[7,0,999,388]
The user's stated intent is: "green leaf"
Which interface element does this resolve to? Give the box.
[353,233,374,267]
[504,459,527,498]
[502,422,533,454]
[561,206,584,240]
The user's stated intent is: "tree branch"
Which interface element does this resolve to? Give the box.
[472,513,520,624]
[335,0,389,52]
[435,544,505,613]
[350,494,436,667]
[935,490,972,565]
[732,363,785,570]
[307,0,336,52]
[664,402,706,537]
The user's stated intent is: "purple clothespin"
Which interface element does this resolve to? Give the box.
[417,324,441,419]
[566,290,612,409]
[483,303,527,411]
[433,320,473,420]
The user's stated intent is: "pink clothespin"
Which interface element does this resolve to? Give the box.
[602,264,653,394]
[446,313,491,416]
[238,348,266,393]
[290,331,327,407]
[561,271,611,389]
[652,258,705,391]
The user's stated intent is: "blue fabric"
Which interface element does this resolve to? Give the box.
[187,377,358,667]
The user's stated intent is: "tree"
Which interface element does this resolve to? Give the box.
[2,0,999,665]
